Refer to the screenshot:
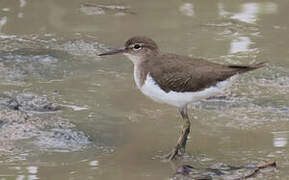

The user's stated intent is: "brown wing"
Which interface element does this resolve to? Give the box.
[146,54,264,93]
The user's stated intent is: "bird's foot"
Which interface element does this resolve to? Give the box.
[164,145,186,160]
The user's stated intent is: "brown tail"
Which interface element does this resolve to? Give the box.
[228,61,267,73]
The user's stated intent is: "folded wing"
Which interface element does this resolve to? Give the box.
[148,55,265,93]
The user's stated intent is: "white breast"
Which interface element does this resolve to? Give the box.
[138,73,237,108]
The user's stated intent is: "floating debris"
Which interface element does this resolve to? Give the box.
[173,161,277,180]
[61,104,88,111]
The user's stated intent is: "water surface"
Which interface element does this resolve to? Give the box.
[0,0,288,179]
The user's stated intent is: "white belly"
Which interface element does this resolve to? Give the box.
[138,73,237,108]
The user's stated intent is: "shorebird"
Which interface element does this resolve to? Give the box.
[98,36,265,160]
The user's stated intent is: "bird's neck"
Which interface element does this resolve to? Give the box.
[124,53,158,89]
[131,58,150,89]
[133,63,144,89]
[123,53,143,65]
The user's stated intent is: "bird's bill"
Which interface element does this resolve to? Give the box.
[98,48,127,56]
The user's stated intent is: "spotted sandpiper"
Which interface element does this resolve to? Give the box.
[98,36,265,160]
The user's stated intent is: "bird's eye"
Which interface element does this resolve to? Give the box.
[133,44,141,50]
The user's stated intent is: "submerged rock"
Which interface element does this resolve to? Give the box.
[36,128,91,151]
[15,93,59,112]
[0,49,70,81]
[0,110,90,157]
[0,62,27,82]
[0,92,59,113]
[0,92,91,159]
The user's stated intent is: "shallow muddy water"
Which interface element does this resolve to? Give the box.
[0,0,288,179]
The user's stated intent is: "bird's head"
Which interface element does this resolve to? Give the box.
[98,36,159,64]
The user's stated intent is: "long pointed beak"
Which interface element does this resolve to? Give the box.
[98,48,127,56]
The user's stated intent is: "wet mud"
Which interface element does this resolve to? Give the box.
[0,0,288,179]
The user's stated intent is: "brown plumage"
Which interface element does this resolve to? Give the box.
[139,54,265,92]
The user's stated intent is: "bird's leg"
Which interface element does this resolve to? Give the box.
[166,105,191,160]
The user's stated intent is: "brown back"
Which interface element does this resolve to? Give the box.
[140,53,264,93]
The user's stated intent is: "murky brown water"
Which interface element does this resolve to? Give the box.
[0,0,288,179]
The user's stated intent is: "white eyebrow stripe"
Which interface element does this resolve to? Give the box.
[129,43,144,48]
